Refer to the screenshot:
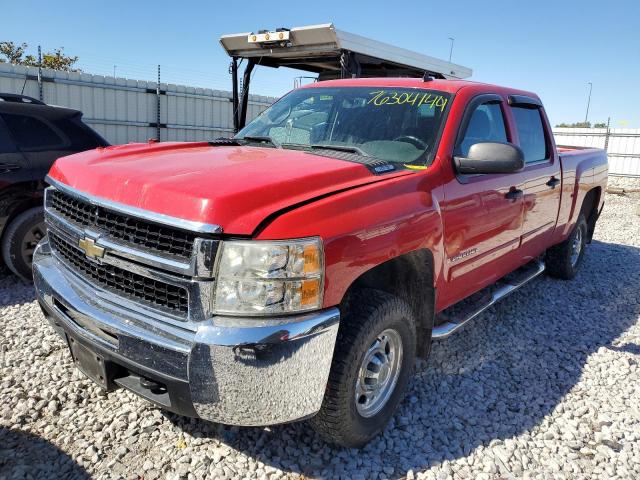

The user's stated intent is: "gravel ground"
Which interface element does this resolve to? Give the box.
[1,190,640,480]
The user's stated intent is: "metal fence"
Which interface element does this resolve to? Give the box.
[0,63,276,144]
[2,61,638,178]
[553,127,640,177]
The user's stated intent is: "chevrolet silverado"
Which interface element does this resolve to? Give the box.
[34,78,608,447]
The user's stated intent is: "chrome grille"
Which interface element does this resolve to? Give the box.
[49,232,189,315]
[49,189,195,259]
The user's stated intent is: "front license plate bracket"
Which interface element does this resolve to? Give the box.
[66,335,117,391]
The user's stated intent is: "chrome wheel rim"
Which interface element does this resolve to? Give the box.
[570,226,583,267]
[355,328,403,418]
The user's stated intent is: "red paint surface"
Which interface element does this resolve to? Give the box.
[49,142,411,234]
[48,78,607,313]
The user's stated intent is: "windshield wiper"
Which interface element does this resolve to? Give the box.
[310,144,369,157]
[239,135,282,149]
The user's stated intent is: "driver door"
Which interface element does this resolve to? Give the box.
[440,95,525,308]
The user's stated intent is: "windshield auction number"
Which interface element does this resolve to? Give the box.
[368,90,448,111]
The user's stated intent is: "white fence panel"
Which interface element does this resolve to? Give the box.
[0,63,275,145]
[553,127,640,177]
[7,62,637,177]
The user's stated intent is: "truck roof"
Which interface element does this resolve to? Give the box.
[220,23,472,80]
[300,77,540,99]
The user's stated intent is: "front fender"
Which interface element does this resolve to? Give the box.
[256,172,445,309]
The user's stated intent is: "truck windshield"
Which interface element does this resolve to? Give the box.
[236,87,451,168]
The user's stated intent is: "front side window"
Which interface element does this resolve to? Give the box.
[458,102,508,156]
[512,106,548,163]
[237,87,452,168]
[1,113,64,150]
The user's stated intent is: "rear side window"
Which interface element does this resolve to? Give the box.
[52,116,103,151]
[459,102,508,156]
[512,107,548,163]
[0,120,17,153]
[1,113,64,150]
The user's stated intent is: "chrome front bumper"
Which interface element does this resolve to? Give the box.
[33,239,340,426]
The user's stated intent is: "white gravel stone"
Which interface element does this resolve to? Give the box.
[1,191,639,479]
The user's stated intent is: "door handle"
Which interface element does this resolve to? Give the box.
[505,188,523,201]
[0,163,21,174]
[546,177,560,189]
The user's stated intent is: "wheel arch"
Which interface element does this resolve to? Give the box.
[340,248,435,358]
[580,186,601,243]
[0,181,45,239]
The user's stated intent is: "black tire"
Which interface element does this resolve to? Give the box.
[310,289,416,448]
[1,207,45,282]
[545,213,588,280]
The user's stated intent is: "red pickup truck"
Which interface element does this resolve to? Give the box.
[34,78,607,447]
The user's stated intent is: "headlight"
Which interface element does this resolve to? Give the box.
[213,237,323,315]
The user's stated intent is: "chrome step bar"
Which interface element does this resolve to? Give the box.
[432,259,546,340]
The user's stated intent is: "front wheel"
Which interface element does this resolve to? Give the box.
[310,289,416,448]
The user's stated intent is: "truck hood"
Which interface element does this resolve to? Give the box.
[48,142,409,235]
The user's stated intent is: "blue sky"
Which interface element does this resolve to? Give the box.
[3,0,639,127]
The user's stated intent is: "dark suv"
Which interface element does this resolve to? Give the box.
[0,93,108,280]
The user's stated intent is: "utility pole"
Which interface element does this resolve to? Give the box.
[448,37,455,62]
[584,82,593,124]
[37,45,43,102]
[156,65,161,141]
[113,65,117,78]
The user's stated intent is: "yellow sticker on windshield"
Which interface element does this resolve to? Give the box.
[403,164,429,170]
[368,90,448,111]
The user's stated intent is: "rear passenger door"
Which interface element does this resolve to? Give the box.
[507,96,561,257]
[0,116,31,185]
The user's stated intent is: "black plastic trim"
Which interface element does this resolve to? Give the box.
[453,93,504,156]
[507,94,542,108]
[307,149,397,175]
[40,300,199,418]
[208,138,241,146]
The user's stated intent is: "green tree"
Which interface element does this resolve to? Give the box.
[0,42,28,64]
[593,122,607,128]
[0,41,80,72]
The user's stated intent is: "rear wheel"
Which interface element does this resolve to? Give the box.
[2,207,45,282]
[545,213,588,280]
[310,289,416,448]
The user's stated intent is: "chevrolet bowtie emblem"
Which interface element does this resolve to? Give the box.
[78,237,105,259]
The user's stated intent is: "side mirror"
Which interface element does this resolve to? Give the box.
[454,142,524,174]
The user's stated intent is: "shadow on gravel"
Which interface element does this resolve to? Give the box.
[0,272,35,308]
[0,427,90,479]
[164,240,640,478]
[608,343,640,355]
